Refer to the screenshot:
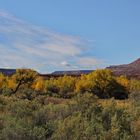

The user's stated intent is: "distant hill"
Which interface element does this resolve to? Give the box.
[1,58,140,79]
[107,58,140,79]
[0,68,37,76]
[52,70,93,76]
[0,68,16,76]
[39,70,94,79]
[0,68,94,77]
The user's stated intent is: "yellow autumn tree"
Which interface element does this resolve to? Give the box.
[75,74,91,93]
[45,78,59,94]
[87,69,117,98]
[11,69,37,94]
[0,73,7,92]
[32,77,45,91]
[7,77,16,89]
[76,69,128,99]
[130,79,140,91]
[57,75,76,98]
[0,73,5,88]
[116,75,130,91]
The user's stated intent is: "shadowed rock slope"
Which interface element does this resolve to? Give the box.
[107,58,140,79]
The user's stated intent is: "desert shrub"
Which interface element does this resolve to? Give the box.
[129,79,140,102]
[29,126,47,140]
[102,100,134,140]
[0,93,138,140]
[15,87,38,100]
[45,76,76,98]
[0,115,32,140]
[57,76,76,98]
[51,94,135,140]
[0,69,139,139]
[45,79,60,95]
[130,79,140,91]
[6,100,33,118]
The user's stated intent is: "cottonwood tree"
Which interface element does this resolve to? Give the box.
[11,69,37,94]
[76,69,128,99]
[0,73,7,93]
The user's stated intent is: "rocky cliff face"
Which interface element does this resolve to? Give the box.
[107,58,140,79]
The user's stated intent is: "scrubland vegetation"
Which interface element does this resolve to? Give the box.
[0,69,140,140]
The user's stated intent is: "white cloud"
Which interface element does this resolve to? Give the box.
[75,57,103,69]
[0,10,103,73]
[61,61,71,67]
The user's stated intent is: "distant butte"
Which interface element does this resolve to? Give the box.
[1,58,140,79]
[107,58,140,79]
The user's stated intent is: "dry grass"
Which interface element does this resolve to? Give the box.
[98,99,131,109]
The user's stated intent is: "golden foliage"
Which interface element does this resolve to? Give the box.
[7,78,16,89]
[116,75,130,90]
[0,73,5,88]
[32,77,45,91]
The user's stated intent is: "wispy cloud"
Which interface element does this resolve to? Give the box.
[0,10,103,73]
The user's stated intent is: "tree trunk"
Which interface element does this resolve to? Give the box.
[12,80,22,94]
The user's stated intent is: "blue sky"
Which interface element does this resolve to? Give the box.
[0,0,140,73]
